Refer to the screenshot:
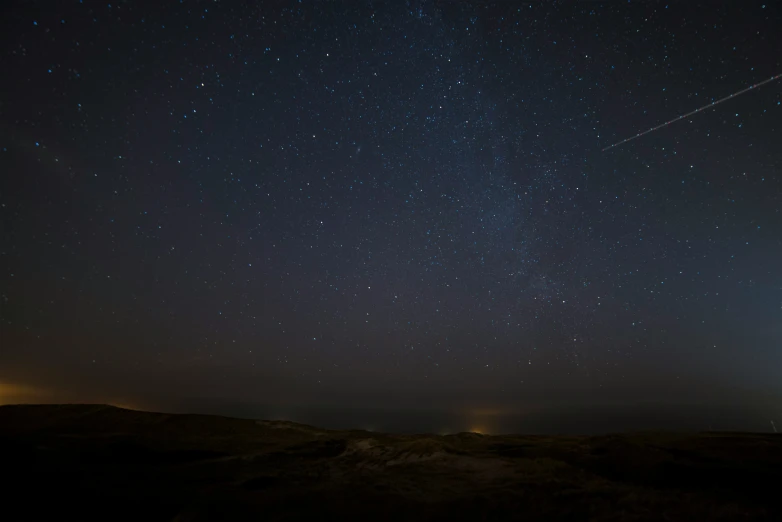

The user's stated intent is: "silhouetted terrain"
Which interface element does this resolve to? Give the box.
[2,404,781,521]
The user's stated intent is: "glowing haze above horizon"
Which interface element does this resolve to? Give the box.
[1,1,781,433]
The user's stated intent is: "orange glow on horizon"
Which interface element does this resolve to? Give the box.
[0,381,145,412]
[108,401,143,411]
[0,381,50,405]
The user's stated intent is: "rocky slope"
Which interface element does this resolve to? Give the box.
[2,404,780,521]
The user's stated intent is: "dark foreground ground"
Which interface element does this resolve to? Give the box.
[1,404,781,521]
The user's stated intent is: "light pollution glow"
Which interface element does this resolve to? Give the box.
[0,380,143,411]
[0,381,50,405]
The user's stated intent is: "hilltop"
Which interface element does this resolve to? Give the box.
[1,404,780,521]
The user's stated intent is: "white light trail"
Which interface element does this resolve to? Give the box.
[603,72,782,152]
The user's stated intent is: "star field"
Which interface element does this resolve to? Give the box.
[1,1,781,419]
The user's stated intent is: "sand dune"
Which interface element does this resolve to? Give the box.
[2,404,781,521]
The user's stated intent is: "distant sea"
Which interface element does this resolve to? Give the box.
[161,399,777,435]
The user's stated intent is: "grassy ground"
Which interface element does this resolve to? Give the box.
[1,404,780,521]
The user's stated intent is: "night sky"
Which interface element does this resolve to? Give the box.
[2,1,781,432]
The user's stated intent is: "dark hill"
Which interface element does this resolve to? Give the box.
[1,404,781,521]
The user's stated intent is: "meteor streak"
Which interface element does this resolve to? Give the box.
[603,72,782,152]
